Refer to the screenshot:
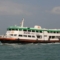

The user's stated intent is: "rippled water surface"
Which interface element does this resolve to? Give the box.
[0,43,60,60]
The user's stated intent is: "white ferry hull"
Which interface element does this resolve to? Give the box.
[0,38,60,44]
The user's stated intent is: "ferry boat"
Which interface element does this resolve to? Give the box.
[0,18,60,44]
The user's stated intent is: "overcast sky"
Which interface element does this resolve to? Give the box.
[0,0,60,34]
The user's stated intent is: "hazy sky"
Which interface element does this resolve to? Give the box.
[0,0,60,34]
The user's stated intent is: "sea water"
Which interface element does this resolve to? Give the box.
[0,43,60,60]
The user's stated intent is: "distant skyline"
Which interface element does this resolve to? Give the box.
[0,0,60,34]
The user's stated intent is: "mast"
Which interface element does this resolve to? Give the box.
[20,18,24,27]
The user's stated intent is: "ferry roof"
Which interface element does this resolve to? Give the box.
[7,26,60,32]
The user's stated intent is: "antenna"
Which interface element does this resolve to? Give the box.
[20,18,24,27]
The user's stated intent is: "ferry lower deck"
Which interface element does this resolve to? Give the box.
[0,38,60,44]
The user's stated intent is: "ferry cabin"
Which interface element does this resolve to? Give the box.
[6,26,60,42]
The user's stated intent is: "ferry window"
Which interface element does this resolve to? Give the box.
[9,29,11,31]
[47,31,49,33]
[56,36,60,38]
[32,36,35,38]
[16,29,18,31]
[23,35,27,37]
[14,34,17,36]
[57,31,58,33]
[49,36,51,38]
[28,35,31,37]
[32,30,35,32]
[54,31,56,33]
[40,31,42,33]
[48,31,52,33]
[56,36,58,38]
[37,35,40,38]
[36,30,39,32]
[19,29,22,31]
[52,36,55,39]
[19,35,22,37]
[57,31,59,33]
[37,35,42,38]
[23,29,27,31]
[50,31,52,33]
[51,31,53,33]
[12,29,15,31]
[28,30,31,32]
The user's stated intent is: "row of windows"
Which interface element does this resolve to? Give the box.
[8,29,60,34]
[49,36,60,39]
[8,29,42,33]
[10,34,60,39]
[37,35,42,38]
[10,34,43,39]
[10,34,17,36]
[10,34,35,38]
[19,34,35,38]
[48,31,60,33]
[24,30,42,33]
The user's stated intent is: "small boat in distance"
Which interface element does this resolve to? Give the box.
[0,18,60,44]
